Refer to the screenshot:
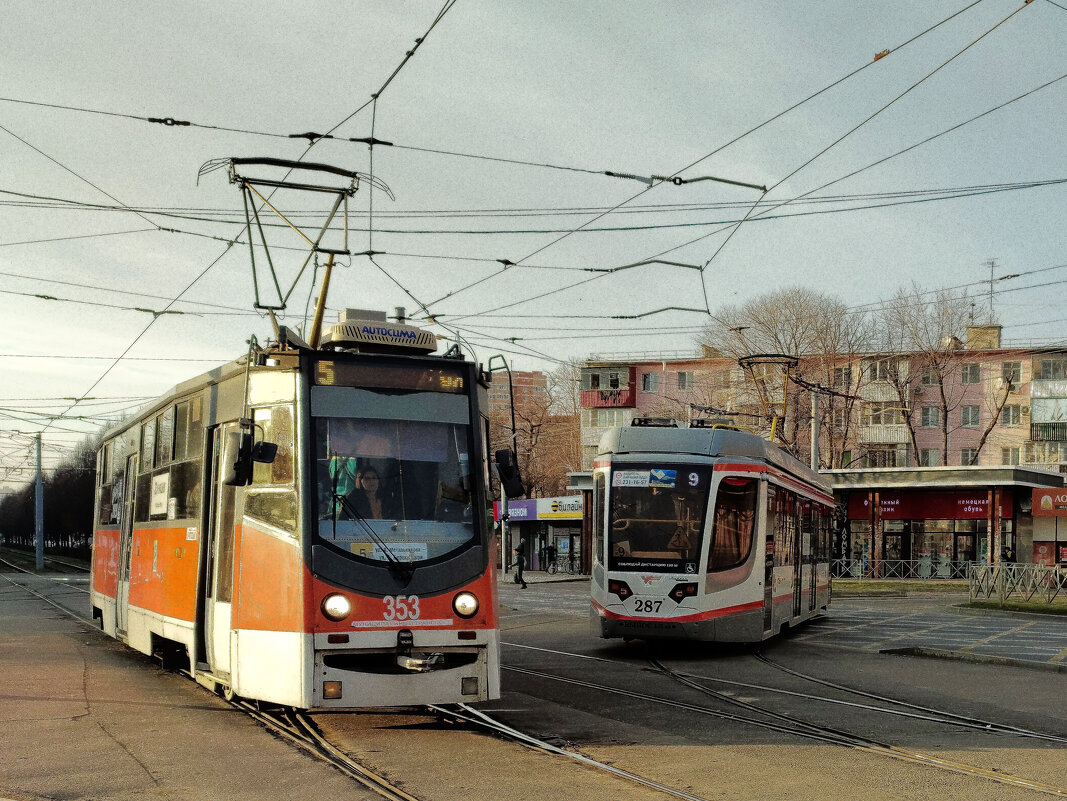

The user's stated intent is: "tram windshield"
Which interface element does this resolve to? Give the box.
[608,465,711,573]
[313,388,476,564]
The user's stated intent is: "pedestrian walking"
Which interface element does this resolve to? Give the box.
[513,539,527,588]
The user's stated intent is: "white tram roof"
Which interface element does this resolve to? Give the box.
[597,425,830,494]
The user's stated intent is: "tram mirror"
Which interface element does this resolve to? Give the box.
[493,448,525,498]
[222,431,253,486]
[251,441,278,464]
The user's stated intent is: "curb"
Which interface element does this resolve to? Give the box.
[880,646,1067,674]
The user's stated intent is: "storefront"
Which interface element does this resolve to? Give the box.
[826,466,1064,577]
[494,495,584,572]
[1032,487,1067,566]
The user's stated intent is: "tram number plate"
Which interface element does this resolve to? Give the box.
[383,595,421,621]
[631,597,664,614]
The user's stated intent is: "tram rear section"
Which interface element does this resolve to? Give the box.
[89,310,501,709]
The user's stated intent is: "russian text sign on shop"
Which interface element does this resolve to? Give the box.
[848,490,1012,520]
[493,495,583,522]
[1032,488,1067,517]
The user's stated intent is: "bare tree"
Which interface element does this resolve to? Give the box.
[875,283,984,465]
[700,287,873,464]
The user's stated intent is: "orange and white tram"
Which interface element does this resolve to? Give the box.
[90,311,501,708]
[590,419,833,642]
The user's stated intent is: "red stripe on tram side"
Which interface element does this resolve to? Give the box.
[713,463,767,474]
[592,597,763,623]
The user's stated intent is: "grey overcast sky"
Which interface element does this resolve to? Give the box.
[1,0,1065,486]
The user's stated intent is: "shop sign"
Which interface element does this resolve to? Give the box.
[1032,488,1067,517]
[494,496,584,521]
[537,496,583,520]
[848,490,1012,520]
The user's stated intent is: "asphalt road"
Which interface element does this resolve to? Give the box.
[4,569,1066,801]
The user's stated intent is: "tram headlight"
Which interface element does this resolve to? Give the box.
[452,592,479,619]
[321,593,352,621]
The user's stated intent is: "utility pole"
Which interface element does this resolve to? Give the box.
[810,392,819,471]
[35,434,44,571]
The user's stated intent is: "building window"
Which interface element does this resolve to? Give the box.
[866,446,906,468]
[865,401,902,425]
[1002,361,1021,386]
[840,450,853,468]
[677,371,694,390]
[1000,405,1021,426]
[833,367,852,389]
[1001,447,1020,465]
[921,406,940,428]
[961,363,980,384]
[920,448,941,466]
[831,408,848,430]
[920,369,940,386]
[961,405,979,427]
[641,372,659,392]
[960,448,977,466]
[588,373,601,390]
[864,357,893,381]
[608,372,621,389]
[1037,358,1067,380]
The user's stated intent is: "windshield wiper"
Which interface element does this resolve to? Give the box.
[333,491,414,585]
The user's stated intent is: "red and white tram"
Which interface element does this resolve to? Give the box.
[90,310,501,708]
[590,419,833,642]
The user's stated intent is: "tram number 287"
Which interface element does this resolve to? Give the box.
[383,595,421,621]
[634,598,663,613]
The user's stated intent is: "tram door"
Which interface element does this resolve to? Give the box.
[763,485,775,635]
[115,454,138,636]
[204,423,239,676]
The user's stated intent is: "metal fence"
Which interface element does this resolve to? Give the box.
[0,531,91,561]
[832,558,973,580]
[969,562,1067,605]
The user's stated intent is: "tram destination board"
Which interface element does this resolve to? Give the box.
[314,359,466,393]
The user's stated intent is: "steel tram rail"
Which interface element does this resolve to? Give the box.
[232,701,423,801]
[505,641,1067,744]
[502,661,1067,798]
[429,703,715,801]
[752,651,1067,744]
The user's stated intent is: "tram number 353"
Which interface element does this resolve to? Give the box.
[634,598,663,614]
[383,595,421,621]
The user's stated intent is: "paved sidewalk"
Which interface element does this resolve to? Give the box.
[497,569,589,586]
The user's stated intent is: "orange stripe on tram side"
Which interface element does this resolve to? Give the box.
[127,526,201,622]
[231,524,305,633]
[91,528,121,598]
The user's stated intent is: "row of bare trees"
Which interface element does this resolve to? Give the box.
[696,284,1013,468]
[0,436,98,556]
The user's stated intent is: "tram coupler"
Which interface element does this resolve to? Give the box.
[395,629,444,672]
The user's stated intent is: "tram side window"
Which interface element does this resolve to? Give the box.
[245,406,297,534]
[773,487,796,567]
[155,407,175,467]
[173,397,204,462]
[252,406,294,485]
[97,443,114,526]
[594,471,606,565]
[133,404,203,524]
[141,418,156,471]
[800,499,813,564]
[707,477,757,572]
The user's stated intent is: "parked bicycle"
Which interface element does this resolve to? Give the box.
[546,556,580,575]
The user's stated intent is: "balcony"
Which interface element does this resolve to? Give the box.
[859,424,911,445]
[1031,379,1067,399]
[1031,422,1067,442]
[581,387,636,408]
